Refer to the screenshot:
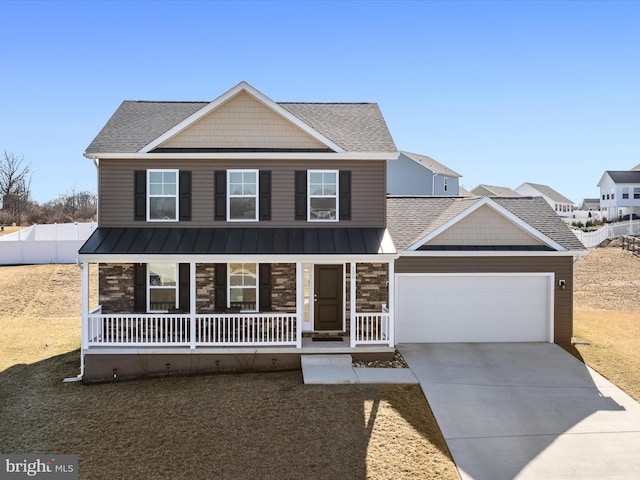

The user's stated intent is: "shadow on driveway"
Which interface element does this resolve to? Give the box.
[399,342,640,480]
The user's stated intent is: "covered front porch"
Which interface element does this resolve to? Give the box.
[78,227,397,357]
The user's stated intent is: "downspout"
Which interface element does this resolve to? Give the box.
[64,260,87,382]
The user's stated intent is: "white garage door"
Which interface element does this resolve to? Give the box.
[396,274,552,343]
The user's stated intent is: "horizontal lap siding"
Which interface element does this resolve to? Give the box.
[99,159,385,228]
[395,256,574,344]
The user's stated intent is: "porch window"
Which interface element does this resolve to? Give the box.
[228,263,257,311]
[623,188,629,199]
[148,263,177,312]
[308,170,338,221]
[634,187,640,200]
[228,170,258,221]
[148,170,178,221]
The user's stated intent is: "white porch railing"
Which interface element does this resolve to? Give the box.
[87,312,298,347]
[353,312,391,345]
[195,313,297,346]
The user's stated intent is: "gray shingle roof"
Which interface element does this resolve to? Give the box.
[387,196,585,251]
[85,100,397,154]
[519,182,574,204]
[400,151,462,177]
[471,184,521,197]
[604,171,640,183]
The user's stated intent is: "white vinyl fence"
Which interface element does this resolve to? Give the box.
[573,220,640,248]
[0,222,96,265]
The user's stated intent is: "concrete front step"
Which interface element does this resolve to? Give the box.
[301,354,419,385]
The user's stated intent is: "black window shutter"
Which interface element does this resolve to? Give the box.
[134,171,146,221]
[259,263,272,312]
[295,170,307,220]
[214,171,226,221]
[134,263,147,312]
[339,170,352,220]
[214,263,227,311]
[259,171,271,221]
[179,171,192,221]
[178,263,190,312]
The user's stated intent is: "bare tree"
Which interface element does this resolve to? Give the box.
[0,151,32,225]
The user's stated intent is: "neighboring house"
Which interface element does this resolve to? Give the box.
[386,151,461,195]
[470,184,521,197]
[579,198,600,212]
[515,182,575,218]
[597,171,640,221]
[76,82,587,381]
[458,186,473,197]
[387,195,586,344]
[78,82,399,381]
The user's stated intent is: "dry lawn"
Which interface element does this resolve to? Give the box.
[571,247,640,401]
[0,264,459,479]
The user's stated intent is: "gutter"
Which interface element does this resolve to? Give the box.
[63,261,86,382]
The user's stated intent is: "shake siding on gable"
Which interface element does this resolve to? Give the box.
[395,256,574,344]
[98,159,386,228]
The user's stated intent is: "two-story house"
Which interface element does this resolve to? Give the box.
[515,183,575,219]
[78,82,399,381]
[77,82,586,382]
[597,171,640,221]
[386,151,461,195]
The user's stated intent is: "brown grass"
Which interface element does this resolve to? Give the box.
[0,264,459,479]
[571,247,640,401]
[0,225,26,237]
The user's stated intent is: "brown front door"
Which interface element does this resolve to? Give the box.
[314,265,343,331]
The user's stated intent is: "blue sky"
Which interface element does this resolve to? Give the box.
[1,0,638,204]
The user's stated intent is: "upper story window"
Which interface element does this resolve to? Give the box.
[148,262,177,312]
[135,169,191,222]
[228,170,258,221]
[308,170,338,221]
[635,187,640,199]
[623,187,629,199]
[443,177,448,192]
[148,170,178,221]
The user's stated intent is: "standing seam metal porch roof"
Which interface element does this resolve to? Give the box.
[78,227,395,256]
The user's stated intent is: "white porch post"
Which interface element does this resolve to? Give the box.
[296,262,303,348]
[387,259,395,347]
[350,262,357,348]
[190,262,196,350]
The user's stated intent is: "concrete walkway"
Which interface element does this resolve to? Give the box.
[398,343,640,480]
[301,354,419,384]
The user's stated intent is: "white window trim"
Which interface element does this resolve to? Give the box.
[227,169,259,222]
[147,169,179,222]
[443,177,448,192]
[147,262,178,313]
[307,169,339,222]
[227,262,259,312]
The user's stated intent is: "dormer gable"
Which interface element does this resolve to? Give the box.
[140,82,344,154]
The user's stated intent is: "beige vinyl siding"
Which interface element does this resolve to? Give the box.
[98,159,386,228]
[430,205,545,246]
[161,91,326,150]
[395,255,574,344]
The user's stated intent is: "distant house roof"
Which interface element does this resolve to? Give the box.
[580,198,600,210]
[517,182,574,205]
[600,171,640,184]
[470,184,521,197]
[386,196,586,252]
[399,151,462,177]
[85,83,397,155]
[458,186,473,197]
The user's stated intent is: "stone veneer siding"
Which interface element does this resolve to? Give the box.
[355,263,388,313]
[196,264,216,313]
[271,263,297,313]
[99,264,135,313]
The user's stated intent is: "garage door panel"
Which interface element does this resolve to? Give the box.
[397,275,551,343]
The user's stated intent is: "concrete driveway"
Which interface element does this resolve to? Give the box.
[398,343,640,480]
